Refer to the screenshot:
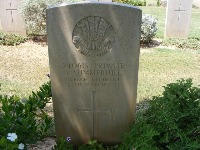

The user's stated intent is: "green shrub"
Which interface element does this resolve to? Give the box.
[19,0,81,35]
[0,133,25,150]
[141,14,158,44]
[120,79,200,150]
[19,0,48,35]
[114,0,146,6]
[0,32,27,46]
[0,81,53,149]
[162,38,200,50]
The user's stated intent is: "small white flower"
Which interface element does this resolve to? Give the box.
[18,143,25,150]
[7,133,17,142]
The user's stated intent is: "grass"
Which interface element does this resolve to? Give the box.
[138,48,200,101]
[0,43,49,98]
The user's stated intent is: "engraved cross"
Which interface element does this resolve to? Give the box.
[174,4,185,22]
[77,91,112,138]
[6,3,17,22]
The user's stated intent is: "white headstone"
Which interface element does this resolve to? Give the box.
[164,0,193,38]
[47,2,141,145]
[0,0,26,36]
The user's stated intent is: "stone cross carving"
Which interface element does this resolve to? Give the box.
[6,2,17,22]
[77,91,112,138]
[174,4,185,22]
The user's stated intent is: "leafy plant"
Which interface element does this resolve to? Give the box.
[162,38,200,50]
[19,0,48,35]
[78,140,105,150]
[0,133,24,150]
[120,79,200,150]
[141,14,158,44]
[0,81,53,148]
[52,137,73,150]
[0,32,27,46]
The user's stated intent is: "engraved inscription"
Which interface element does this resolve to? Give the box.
[62,62,124,87]
[72,16,115,57]
[77,91,112,138]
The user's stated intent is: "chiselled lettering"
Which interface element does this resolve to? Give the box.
[63,62,124,87]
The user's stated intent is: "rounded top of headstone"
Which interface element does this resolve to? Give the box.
[47,1,142,11]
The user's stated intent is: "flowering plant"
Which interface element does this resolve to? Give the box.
[0,133,24,150]
[53,137,73,150]
[0,81,52,147]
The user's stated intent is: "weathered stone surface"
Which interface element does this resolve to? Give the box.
[164,0,193,38]
[0,0,26,36]
[47,2,141,145]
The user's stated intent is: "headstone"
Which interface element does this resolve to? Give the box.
[164,0,193,38]
[47,2,141,145]
[0,0,26,36]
